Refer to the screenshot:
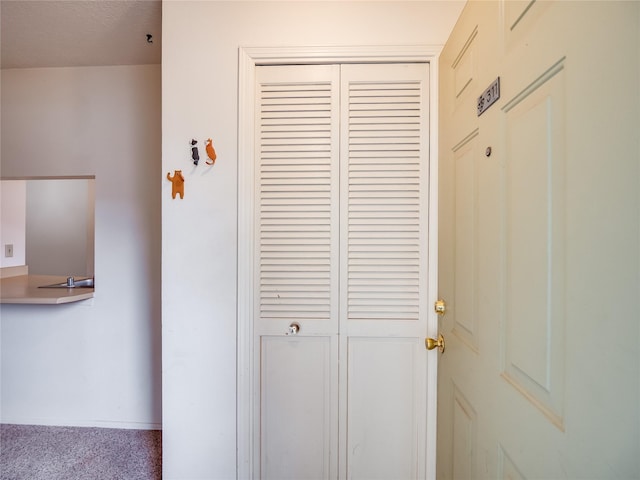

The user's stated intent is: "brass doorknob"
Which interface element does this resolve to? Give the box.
[425,334,445,353]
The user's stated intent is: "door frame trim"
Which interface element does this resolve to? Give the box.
[237,45,442,479]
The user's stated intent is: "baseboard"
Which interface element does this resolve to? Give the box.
[0,416,162,430]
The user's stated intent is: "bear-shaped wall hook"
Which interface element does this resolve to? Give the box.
[167,170,185,199]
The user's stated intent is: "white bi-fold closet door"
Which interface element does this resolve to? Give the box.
[253,63,431,479]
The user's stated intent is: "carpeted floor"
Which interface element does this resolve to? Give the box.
[0,424,161,480]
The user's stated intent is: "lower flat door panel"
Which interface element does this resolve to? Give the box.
[260,335,337,480]
[346,337,425,479]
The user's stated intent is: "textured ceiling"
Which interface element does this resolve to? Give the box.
[1,0,162,69]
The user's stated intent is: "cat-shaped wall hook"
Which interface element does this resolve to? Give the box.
[190,139,200,165]
[205,138,217,165]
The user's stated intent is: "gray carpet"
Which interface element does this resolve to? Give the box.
[0,424,161,480]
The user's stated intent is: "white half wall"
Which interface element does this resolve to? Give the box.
[0,64,162,429]
[161,2,464,478]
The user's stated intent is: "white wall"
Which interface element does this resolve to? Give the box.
[1,178,94,275]
[0,65,162,429]
[25,178,94,276]
[161,2,464,478]
[0,180,26,267]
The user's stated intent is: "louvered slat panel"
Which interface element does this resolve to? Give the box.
[259,81,334,321]
[347,81,423,321]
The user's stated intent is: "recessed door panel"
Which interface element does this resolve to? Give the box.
[453,132,480,351]
[452,385,476,480]
[346,337,423,480]
[502,63,566,426]
[260,336,336,479]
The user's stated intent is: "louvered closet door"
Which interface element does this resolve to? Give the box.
[254,63,430,480]
[338,63,430,480]
[255,64,341,480]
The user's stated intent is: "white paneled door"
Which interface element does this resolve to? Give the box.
[252,63,432,479]
[437,1,639,479]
